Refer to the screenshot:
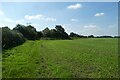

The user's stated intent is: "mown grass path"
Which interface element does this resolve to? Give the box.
[2,38,118,78]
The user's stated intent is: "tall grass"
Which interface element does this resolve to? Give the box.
[2,38,118,78]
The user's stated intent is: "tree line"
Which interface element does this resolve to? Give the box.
[1,24,119,49]
[2,24,70,49]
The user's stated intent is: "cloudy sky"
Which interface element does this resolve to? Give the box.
[0,2,118,36]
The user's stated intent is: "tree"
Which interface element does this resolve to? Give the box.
[55,25,65,33]
[70,32,86,38]
[50,29,58,38]
[37,31,43,39]
[114,36,120,38]
[96,36,113,38]
[25,25,37,40]
[88,35,94,38]
[55,25,70,39]
[70,32,80,37]
[42,27,51,37]
[13,24,37,40]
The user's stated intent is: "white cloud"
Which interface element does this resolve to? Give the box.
[94,12,104,17]
[0,10,5,19]
[3,17,25,24]
[0,10,4,15]
[108,24,117,28]
[83,25,97,28]
[15,19,24,23]
[25,14,44,20]
[31,23,40,31]
[4,18,14,23]
[81,24,101,35]
[24,14,56,21]
[62,24,72,34]
[62,24,71,28]
[104,24,118,36]
[67,3,82,10]
[46,17,56,21]
[0,24,7,27]
[71,19,78,22]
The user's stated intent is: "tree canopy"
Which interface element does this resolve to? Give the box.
[13,24,37,40]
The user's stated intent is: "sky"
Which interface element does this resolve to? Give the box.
[0,2,118,36]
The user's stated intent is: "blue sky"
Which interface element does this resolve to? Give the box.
[0,2,118,36]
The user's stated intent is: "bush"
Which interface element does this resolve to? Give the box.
[2,27,25,49]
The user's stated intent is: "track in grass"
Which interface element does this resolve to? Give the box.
[2,38,118,78]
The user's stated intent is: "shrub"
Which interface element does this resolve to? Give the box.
[2,27,25,49]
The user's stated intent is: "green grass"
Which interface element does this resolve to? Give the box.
[2,38,119,78]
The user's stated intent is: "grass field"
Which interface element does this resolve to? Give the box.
[2,38,119,78]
